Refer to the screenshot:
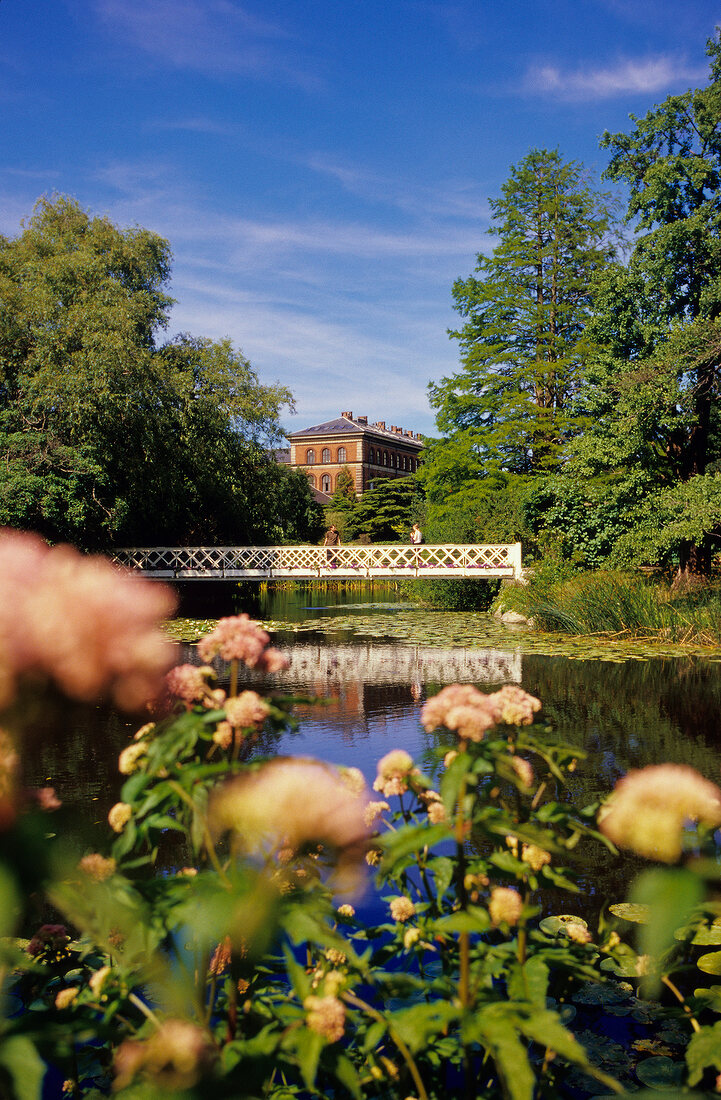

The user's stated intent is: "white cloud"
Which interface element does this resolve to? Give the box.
[90,0,319,88]
[524,54,707,100]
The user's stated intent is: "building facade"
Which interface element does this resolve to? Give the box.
[287,412,424,500]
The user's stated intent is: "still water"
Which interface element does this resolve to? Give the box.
[25,583,721,916]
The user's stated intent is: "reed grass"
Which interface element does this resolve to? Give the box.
[499,569,721,646]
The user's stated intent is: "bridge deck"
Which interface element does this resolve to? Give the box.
[113,543,523,581]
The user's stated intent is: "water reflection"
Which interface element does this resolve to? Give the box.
[21,587,721,919]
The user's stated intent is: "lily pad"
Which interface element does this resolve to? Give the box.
[696,950,721,975]
[674,917,721,945]
[635,1055,684,1090]
[608,903,651,924]
[539,914,588,937]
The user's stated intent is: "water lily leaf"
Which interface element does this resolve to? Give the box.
[635,1055,684,1090]
[608,903,651,924]
[539,914,587,937]
[696,951,721,975]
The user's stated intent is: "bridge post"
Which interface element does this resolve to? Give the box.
[508,542,523,581]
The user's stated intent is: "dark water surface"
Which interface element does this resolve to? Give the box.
[26,583,721,918]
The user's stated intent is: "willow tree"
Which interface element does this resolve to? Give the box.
[423,149,616,539]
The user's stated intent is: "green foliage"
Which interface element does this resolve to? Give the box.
[326,475,425,544]
[0,197,318,548]
[427,148,615,478]
[493,567,721,645]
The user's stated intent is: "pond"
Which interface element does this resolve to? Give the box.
[26,581,721,925]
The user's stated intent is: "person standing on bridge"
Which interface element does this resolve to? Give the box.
[323,523,341,567]
[410,524,423,545]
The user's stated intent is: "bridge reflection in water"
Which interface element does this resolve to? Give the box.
[114,543,523,581]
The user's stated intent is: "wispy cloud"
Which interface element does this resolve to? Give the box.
[523,54,707,100]
[90,0,319,88]
[306,154,491,224]
[146,116,234,136]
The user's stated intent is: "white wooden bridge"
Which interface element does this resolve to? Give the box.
[113,543,523,581]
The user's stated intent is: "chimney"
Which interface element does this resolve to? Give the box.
[376,421,385,430]
[341,411,353,420]
[357,415,367,425]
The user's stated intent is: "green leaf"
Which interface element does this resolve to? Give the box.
[635,1055,684,1090]
[696,951,721,975]
[687,1020,721,1086]
[380,822,449,867]
[440,751,472,818]
[329,1050,363,1100]
[474,1006,534,1100]
[507,957,549,1008]
[608,902,651,924]
[294,1028,324,1090]
[631,868,704,991]
[428,856,454,904]
[0,1035,45,1100]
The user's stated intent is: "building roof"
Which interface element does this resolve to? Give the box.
[288,412,423,449]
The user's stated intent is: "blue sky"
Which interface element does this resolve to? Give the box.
[1,1,718,437]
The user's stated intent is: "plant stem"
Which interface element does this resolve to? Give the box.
[661,975,701,1032]
[343,991,429,1100]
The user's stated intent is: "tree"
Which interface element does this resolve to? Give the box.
[0,196,317,548]
[558,32,721,572]
[353,477,424,542]
[324,466,358,542]
[423,150,616,541]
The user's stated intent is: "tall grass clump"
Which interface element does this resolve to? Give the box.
[495,567,721,644]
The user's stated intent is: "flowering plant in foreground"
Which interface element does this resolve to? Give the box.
[4,532,721,1095]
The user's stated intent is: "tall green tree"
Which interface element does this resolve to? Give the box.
[0,196,317,548]
[423,149,616,541]
[550,33,721,572]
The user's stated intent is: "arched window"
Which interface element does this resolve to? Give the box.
[322,447,331,463]
[369,448,374,463]
[337,446,347,462]
[306,473,316,488]
[383,451,388,466]
[321,474,331,493]
[306,448,316,465]
[335,471,349,489]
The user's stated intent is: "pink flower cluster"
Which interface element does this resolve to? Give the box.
[373,749,417,797]
[599,763,721,863]
[197,615,289,672]
[421,684,541,741]
[0,530,177,711]
[209,757,371,891]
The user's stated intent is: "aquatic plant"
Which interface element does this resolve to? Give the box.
[3,528,721,1096]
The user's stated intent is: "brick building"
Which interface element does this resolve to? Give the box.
[287,412,424,501]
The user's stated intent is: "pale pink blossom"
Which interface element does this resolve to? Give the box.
[223,691,269,731]
[165,664,209,704]
[421,685,498,741]
[489,685,542,727]
[113,1020,215,1092]
[78,854,116,882]
[209,757,370,891]
[336,904,355,919]
[489,887,522,927]
[198,615,289,672]
[212,721,234,749]
[427,801,446,825]
[373,749,416,797]
[521,845,551,872]
[34,787,61,811]
[422,684,541,741]
[565,923,592,944]
[304,995,345,1042]
[0,530,176,710]
[55,987,79,1010]
[108,802,132,833]
[339,766,366,796]
[118,741,147,775]
[511,756,534,788]
[364,800,390,827]
[89,966,111,997]
[390,896,416,923]
[599,764,721,862]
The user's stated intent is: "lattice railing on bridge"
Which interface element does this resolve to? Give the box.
[113,543,523,580]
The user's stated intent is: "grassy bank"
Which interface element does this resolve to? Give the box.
[494,567,721,646]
